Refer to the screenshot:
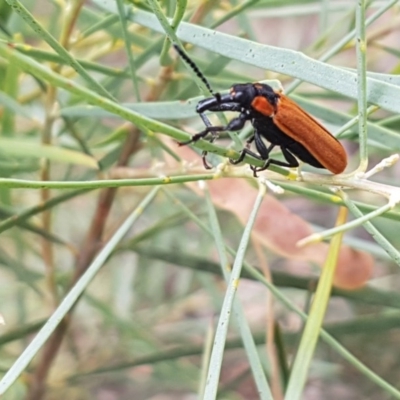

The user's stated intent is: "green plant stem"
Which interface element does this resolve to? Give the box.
[159,0,187,65]
[286,0,398,93]
[0,187,160,395]
[4,0,115,100]
[204,186,272,400]
[356,0,368,172]
[116,0,141,100]
[0,42,264,168]
[339,191,400,266]
[284,208,346,400]
[203,184,266,400]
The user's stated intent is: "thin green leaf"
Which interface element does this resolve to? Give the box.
[0,138,99,169]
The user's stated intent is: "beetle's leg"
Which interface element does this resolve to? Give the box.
[180,106,241,146]
[208,112,250,167]
[245,134,255,147]
[230,130,274,172]
[231,133,255,162]
[201,134,219,169]
[200,112,213,128]
[197,97,243,114]
[178,125,224,146]
[229,133,258,164]
[252,146,299,175]
[197,103,243,129]
[247,134,271,176]
[253,156,298,176]
[179,112,249,148]
[225,113,248,131]
[180,107,247,146]
[254,131,275,159]
[280,147,300,168]
[224,115,260,166]
[201,151,212,169]
[201,113,250,167]
[180,106,250,168]
[229,147,263,165]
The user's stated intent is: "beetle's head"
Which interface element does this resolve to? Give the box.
[228,83,279,108]
[228,83,258,107]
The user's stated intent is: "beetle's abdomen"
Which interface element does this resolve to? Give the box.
[252,93,347,174]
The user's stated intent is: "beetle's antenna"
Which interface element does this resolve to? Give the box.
[173,44,218,98]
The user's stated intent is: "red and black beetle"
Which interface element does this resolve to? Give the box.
[174,45,347,176]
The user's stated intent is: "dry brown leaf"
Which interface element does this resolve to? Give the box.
[164,138,374,289]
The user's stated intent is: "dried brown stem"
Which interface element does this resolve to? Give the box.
[26,69,172,400]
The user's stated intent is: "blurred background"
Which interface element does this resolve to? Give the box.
[1,1,400,399]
